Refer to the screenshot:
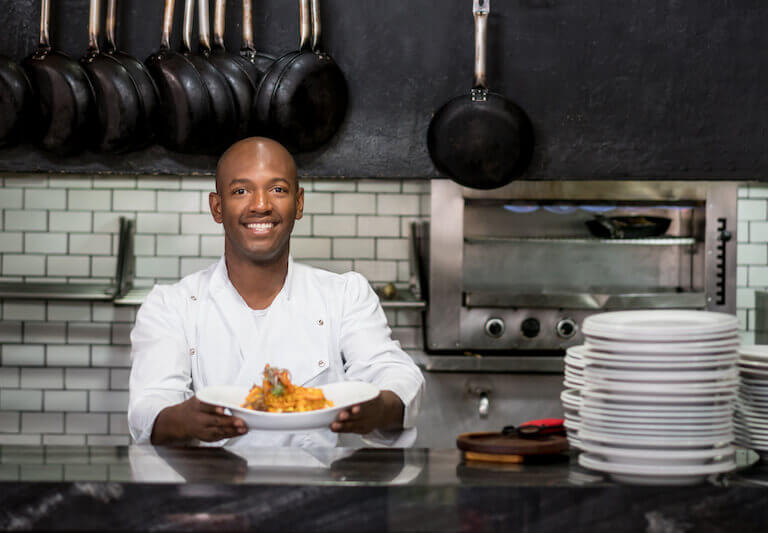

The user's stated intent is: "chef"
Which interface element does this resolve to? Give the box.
[128,137,424,448]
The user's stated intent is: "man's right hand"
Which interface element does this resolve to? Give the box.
[150,397,248,445]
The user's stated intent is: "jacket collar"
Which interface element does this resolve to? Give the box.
[209,254,296,303]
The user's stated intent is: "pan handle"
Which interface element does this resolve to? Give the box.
[198,0,212,52]
[181,0,195,53]
[213,0,225,50]
[160,0,177,51]
[310,0,321,52]
[87,0,102,54]
[472,0,489,91]
[241,0,254,51]
[105,0,117,53]
[299,0,311,51]
[38,0,51,50]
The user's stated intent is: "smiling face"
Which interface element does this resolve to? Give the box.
[210,138,304,265]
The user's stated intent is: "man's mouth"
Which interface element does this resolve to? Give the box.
[245,222,276,235]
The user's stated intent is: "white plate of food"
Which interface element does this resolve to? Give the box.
[196,381,380,431]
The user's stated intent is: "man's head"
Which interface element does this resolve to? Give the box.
[210,137,304,265]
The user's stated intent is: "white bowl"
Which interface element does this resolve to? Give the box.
[196,381,379,431]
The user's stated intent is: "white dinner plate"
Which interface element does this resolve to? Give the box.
[196,381,380,431]
[580,397,734,413]
[739,366,768,378]
[580,418,732,433]
[583,359,735,371]
[579,429,733,448]
[582,381,738,396]
[583,310,739,342]
[579,422,732,438]
[739,359,768,369]
[585,338,740,355]
[582,366,738,383]
[739,345,768,361]
[578,452,736,485]
[577,441,734,465]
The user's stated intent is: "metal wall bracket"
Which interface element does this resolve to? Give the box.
[0,217,135,302]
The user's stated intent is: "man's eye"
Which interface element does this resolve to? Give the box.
[233,188,246,195]
[273,186,287,193]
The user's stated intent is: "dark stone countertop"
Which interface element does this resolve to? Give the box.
[1,445,768,531]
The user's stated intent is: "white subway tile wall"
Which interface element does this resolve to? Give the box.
[0,177,761,444]
[0,176,429,444]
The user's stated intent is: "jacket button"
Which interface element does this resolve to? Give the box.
[189,348,196,355]
[317,319,324,326]
[190,295,197,301]
[318,360,325,367]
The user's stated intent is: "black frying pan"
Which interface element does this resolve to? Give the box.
[240,0,275,127]
[209,0,258,139]
[81,0,141,153]
[427,0,534,190]
[0,55,33,147]
[23,0,94,156]
[104,0,160,150]
[188,0,237,153]
[146,0,211,153]
[254,0,347,153]
[586,215,672,239]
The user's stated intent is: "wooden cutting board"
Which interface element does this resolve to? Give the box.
[456,431,569,463]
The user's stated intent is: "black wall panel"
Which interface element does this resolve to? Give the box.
[0,0,765,179]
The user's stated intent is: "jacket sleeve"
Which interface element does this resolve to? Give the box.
[128,285,194,444]
[338,272,425,446]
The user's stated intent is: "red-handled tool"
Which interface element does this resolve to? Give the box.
[502,418,565,439]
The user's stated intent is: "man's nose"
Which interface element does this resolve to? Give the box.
[249,190,271,212]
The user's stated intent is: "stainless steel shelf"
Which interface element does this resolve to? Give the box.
[0,218,135,302]
[0,282,117,301]
[465,236,698,246]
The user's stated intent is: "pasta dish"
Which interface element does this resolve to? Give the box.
[241,364,333,413]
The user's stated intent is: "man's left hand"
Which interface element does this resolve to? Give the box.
[330,390,404,434]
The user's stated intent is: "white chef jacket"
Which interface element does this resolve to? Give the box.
[128,255,425,448]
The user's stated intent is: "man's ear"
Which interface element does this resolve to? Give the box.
[295,187,305,220]
[209,192,223,223]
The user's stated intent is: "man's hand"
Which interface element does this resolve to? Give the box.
[330,390,404,434]
[151,397,247,445]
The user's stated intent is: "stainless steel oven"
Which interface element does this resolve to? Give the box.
[423,180,737,372]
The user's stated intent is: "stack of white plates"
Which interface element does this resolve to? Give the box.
[562,346,586,448]
[735,345,768,457]
[574,310,740,485]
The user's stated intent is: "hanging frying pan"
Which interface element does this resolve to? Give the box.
[209,0,258,139]
[22,0,95,156]
[81,0,142,153]
[427,0,534,189]
[146,0,210,152]
[104,0,160,149]
[0,55,33,147]
[254,0,347,153]
[187,0,237,152]
[239,0,275,100]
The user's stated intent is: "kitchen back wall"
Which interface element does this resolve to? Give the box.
[0,175,764,445]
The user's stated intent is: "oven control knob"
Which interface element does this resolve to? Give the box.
[484,318,505,338]
[556,318,578,339]
[520,318,540,339]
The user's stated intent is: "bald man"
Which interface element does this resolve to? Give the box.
[128,138,425,448]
